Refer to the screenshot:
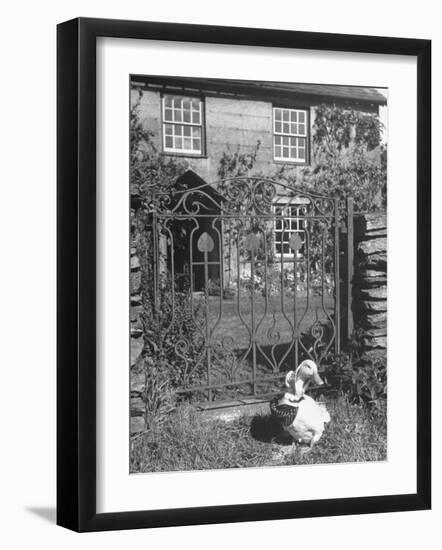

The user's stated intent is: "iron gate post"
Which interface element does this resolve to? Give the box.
[346,197,354,342]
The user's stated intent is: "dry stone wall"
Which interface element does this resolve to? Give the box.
[352,213,387,359]
[130,210,146,435]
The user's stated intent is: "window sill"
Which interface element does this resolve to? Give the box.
[161,151,208,159]
[272,159,310,166]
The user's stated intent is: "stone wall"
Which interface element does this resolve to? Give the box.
[352,212,387,359]
[130,212,146,435]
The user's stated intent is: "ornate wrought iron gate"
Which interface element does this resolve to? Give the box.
[151,177,342,404]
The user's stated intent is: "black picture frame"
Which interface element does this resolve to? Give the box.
[57,17,431,532]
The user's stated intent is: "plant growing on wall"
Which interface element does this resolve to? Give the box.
[216,142,277,285]
[273,104,386,286]
[309,104,386,212]
[131,96,206,423]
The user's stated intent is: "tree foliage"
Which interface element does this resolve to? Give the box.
[130,92,187,205]
[308,104,387,213]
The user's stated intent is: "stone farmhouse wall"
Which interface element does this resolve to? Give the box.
[130,88,378,186]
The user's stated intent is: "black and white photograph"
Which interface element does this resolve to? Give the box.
[0,0,435,543]
[129,76,388,473]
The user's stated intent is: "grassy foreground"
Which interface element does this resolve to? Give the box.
[130,395,387,473]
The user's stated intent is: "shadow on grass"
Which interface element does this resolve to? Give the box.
[249,414,292,445]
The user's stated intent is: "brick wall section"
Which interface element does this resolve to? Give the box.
[352,213,387,358]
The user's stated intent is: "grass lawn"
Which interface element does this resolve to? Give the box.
[130,395,387,473]
[176,292,336,402]
[204,293,335,349]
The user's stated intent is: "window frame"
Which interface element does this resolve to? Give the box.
[272,106,310,165]
[161,94,206,156]
[273,202,306,259]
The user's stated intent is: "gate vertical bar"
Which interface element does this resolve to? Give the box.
[346,197,354,342]
[152,211,159,315]
[293,241,299,370]
[250,244,257,397]
[203,247,212,402]
[334,199,341,355]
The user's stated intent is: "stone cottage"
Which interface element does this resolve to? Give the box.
[130,76,386,288]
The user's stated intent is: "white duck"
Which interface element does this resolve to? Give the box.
[270,360,330,452]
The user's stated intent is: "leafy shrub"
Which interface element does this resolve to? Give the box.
[142,275,206,389]
[322,352,387,414]
[351,357,387,409]
[140,359,176,429]
[207,278,236,298]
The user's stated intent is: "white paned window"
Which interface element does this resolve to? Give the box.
[274,204,305,257]
[273,107,308,163]
[162,95,204,155]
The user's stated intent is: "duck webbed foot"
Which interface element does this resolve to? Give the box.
[299,438,315,455]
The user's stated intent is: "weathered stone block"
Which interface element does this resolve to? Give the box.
[131,337,144,367]
[362,312,387,328]
[131,416,145,434]
[131,372,145,394]
[131,316,143,334]
[360,335,387,349]
[364,228,387,238]
[358,238,387,256]
[131,294,142,306]
[131,256,140,271]
[365,214,386,232]
[358,253,387,270]
[362,269,387,279]
[131,396,145,415]
[354,213,386,237]
[130,270,142,293]
[131,305,143,322]
[354,300,387,313]
[361,327,387,337]
[357,286,387,301]
[354,274,387,288]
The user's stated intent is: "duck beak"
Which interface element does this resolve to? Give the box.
[313,372,324,386]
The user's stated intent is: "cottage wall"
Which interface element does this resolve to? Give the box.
[131,88,378,185]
